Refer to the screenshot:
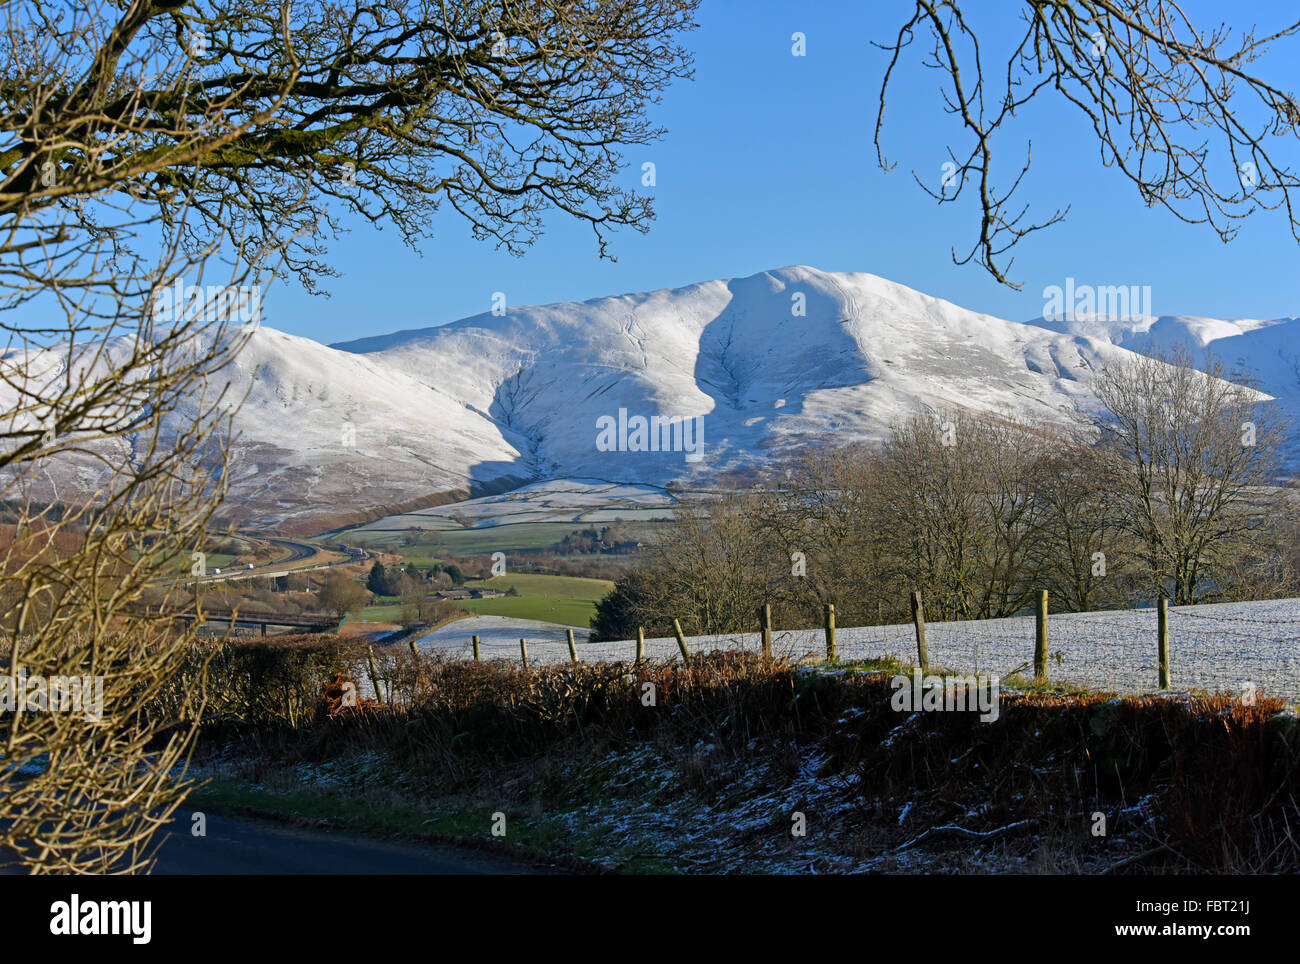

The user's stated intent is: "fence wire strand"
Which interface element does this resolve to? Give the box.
[404,598,1300,705]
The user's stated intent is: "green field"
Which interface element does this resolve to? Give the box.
[393,551,444,569]
[342,573,614,628]
[453,573,614,628]
[348,603,404,625]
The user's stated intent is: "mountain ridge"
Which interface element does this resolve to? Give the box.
[5,266,1293,532]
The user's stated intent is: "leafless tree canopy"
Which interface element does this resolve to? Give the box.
[0,0,699,872]
[599,353,1294,636]
[876,2,1300,286]
[2,0,699,294]
[1096,345,1287,604]
[0,0,281,875]
[315,571,369,622]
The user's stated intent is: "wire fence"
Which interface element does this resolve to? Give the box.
[409,597,1300,705]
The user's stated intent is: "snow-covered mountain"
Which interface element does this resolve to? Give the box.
[1024,312,1300,452]
[331,266,1124,486]
[5,267,1294,531]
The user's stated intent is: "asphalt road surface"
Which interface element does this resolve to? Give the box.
[148,811,553,875]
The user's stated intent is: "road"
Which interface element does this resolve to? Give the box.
[176,534,353,587]
[148,810,550,875]
[265,536,317,564]
[0,804,549,875]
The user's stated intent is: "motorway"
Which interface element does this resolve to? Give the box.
[266,535,318,564]
[183,534,359,587]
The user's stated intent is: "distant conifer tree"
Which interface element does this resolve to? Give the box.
[367,562,390,595]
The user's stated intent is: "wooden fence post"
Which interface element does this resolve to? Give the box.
[910,591,929,673]
[1158,597,1170,689]
[636,626,645,663]
[408,639,419,657]
[472,634,481,662]
[566,628,578,663]
[367,644,384,705]
[760,603,772,659]
[824,603,837,662]
[519,637,529,669]
[672,619,691,664]
[1035,589,1049,685]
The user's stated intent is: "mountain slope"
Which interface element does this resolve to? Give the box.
[5,266,1289,532]
[329,266,1143,494]
[1024,311,1300,470]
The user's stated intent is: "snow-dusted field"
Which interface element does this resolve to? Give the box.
[350,479,675,537]
[414,598,1300,704]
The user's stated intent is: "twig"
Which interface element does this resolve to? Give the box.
[893,817,1037,853]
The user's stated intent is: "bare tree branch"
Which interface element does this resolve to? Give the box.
[876,1,1300,287]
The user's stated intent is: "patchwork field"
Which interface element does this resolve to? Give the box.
[329,480,675,552]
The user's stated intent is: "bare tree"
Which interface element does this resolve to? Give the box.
[1,0,698,286]
[610,389,1291,638]
[637,491,777,637]
[1095,346,1289,604]
[759,445,898,625]
[0,0,699,872]
[1028,439,1138,611]
[315,572,370,622]
[876,410,1004,620]
[876,3,1300,286]
[777,411,1115,621]
[398,572,432,628]
[0,0,295,874]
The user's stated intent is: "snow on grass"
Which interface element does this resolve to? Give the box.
[350,480,676,535]
[416,598,1300,703]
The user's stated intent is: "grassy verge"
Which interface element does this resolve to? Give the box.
[186,776,597,870]
[188,647,1300,874]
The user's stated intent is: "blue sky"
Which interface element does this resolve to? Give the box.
[262,0,1300,345]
